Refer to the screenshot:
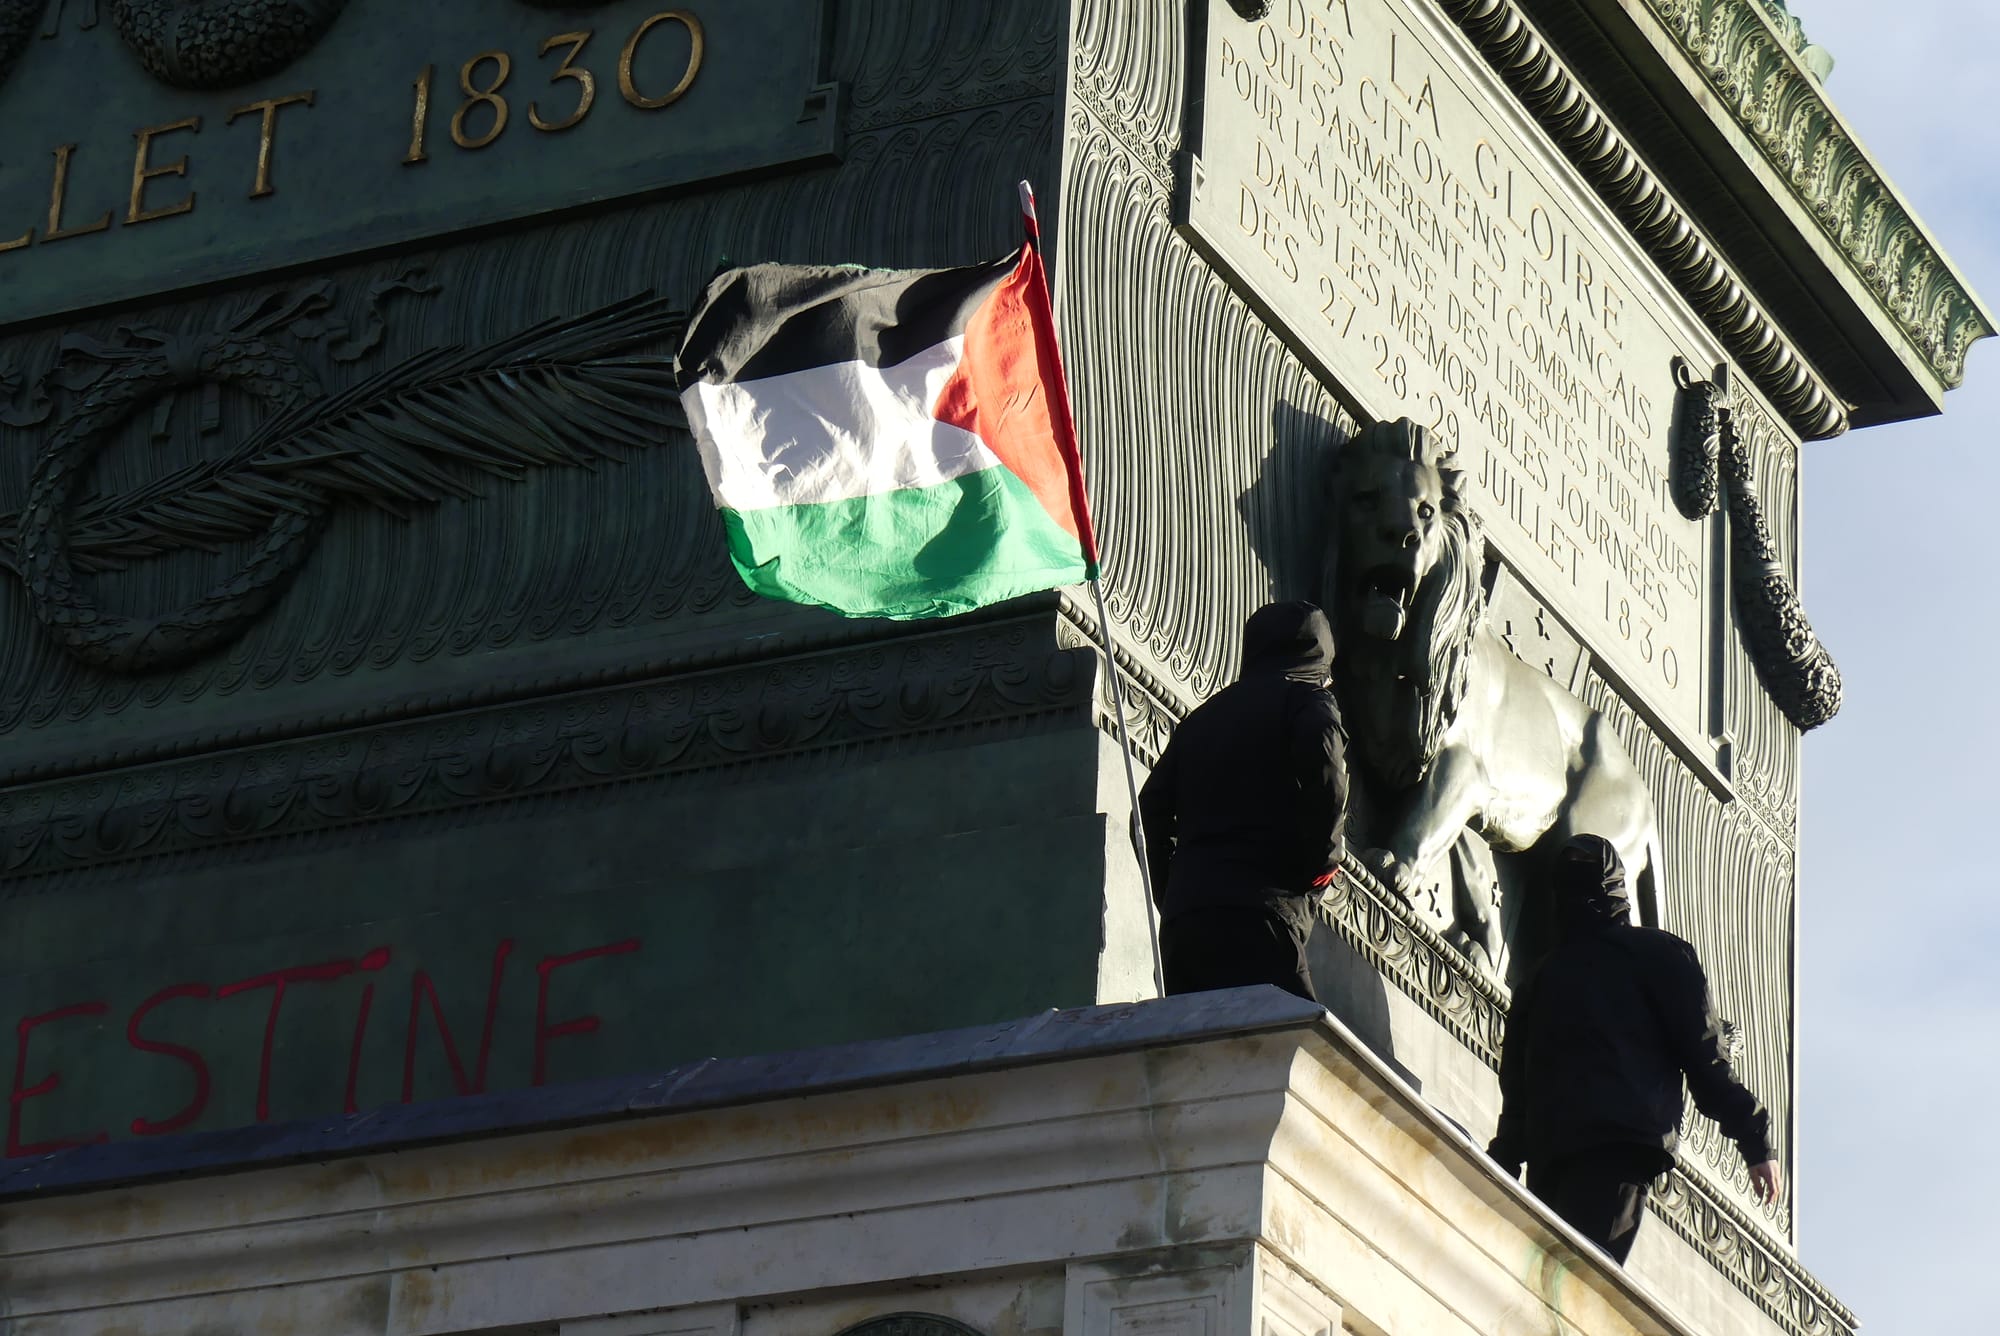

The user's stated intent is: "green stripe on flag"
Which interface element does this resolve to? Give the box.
[720,465,1088,619]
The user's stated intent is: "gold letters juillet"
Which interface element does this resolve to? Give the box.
[3,8,705,252]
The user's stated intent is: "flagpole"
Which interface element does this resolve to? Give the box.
[1017,180,1167,999]
[1087,572,1167,997]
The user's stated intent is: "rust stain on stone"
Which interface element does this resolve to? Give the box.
[396,1264,450,1324]
[788,1087,992,1143]
[380,1114,726,1197]
[53,1192,168,1242]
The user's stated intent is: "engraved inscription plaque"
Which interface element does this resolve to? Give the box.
[1181,0,1728,769]
[0,0,839,326]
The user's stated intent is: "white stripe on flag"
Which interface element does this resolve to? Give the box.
[684,336,1001,511]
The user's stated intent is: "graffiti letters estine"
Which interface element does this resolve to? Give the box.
[8,932,644,1157]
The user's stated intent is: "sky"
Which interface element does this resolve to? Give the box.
[1788,1,1999,1328]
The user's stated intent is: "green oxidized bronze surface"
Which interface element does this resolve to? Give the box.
[0,0,838,326]
[0,0,1098,1172]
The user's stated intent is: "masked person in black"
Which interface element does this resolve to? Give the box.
[1137,601,1347,1002]
[1488,833,1782,1263]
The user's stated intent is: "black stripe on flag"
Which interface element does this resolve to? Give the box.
[676,254,1017,390]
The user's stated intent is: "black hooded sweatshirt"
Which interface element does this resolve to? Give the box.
[1489,834,1774,1174]
[1137,602,1348,923]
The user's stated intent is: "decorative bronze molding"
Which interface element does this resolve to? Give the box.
[1638,0,1991,391]
[1669,359,1725,521]
[0,615,1091,883]
[1747,0,1833,80]
[1433,0,1850,439]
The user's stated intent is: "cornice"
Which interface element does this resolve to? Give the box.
[0,610,1092,884]
[1747,0,1832,78]
[1636,0,1992,393]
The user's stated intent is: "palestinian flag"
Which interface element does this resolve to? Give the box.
[676,199,1099,619]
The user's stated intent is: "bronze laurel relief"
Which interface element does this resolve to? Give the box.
[1669,359,1841,731]
[1,281,684,674]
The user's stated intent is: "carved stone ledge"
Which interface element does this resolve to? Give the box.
[0,614,1093,883]
[1320,863,1847,1336]
[1653,1169,1856,1336]
[1637,0,1991,391]
[1317,858,1512,1068]
[1433,0,1849,439]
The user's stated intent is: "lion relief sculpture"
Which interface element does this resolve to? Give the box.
[1325,418,1665,968]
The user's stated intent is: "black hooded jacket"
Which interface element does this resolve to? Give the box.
[1489,835,1774,1174]
[1137,602,1348,922]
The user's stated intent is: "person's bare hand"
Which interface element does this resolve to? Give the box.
[1748,1159,1782,1204]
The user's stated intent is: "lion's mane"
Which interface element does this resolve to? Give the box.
[1324,419,1486,790]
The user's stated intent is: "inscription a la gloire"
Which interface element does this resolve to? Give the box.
[1189,0,1716,744]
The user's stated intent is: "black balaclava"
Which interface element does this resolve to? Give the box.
[1554,833,1630,936]
[1241,601,1336,685]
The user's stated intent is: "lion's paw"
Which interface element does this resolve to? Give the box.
[1360,847,1419,897]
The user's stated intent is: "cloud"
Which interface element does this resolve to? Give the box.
[1788,5,2000,1330]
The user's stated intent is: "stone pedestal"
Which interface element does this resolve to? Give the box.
[0,990,1796,1336]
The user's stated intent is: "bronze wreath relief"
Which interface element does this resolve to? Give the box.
[0,0,616,91]
[1,0,349,89]
[1,290,686,674]
[1669,359,1841,730]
